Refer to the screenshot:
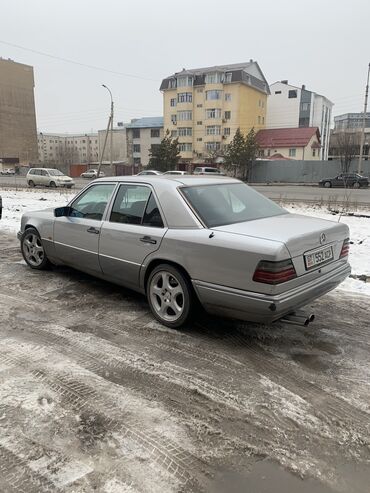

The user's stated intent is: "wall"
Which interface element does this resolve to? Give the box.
[266,82,301,129]
[0,59,38,163]
[249,159,370,183]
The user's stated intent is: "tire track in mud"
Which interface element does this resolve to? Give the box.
[0,341,205,492]
[193,320,370,440]
[0,444,59,493]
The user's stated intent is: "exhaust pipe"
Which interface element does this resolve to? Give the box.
[280,311,315,326]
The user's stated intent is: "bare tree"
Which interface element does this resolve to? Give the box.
[330,131,360,173]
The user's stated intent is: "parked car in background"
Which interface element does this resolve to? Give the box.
[163,170,188,175]
[0,168,15,175]
[26,168,74,188]
[319,173,369,188]
[136,170,162,176]
[193,167,225,176]
[80,169,105,178]
[18,175,350,329]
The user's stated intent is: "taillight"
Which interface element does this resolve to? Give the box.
[340,238,350,258]
[253,259,297,285]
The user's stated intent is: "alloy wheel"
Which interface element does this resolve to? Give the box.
[149,270,185,322]
[22,232,45,267]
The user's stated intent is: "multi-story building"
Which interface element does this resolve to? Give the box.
[0,58,38,164]
[97,127,128,164]
[125,117,164,167]
[37,132,99,165]
[256,127,321,160]
[266,81,333,160]
[334,112,370,130]
[160,61,269,164]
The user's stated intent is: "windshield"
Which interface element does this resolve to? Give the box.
[181,183,286,227]
[48,169,64,176]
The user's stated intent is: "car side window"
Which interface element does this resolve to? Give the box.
[142,193,164,228]
[69,184,115,220]
[41,170,48,176]
[110,185,151,224]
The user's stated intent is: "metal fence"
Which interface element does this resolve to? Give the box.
[249,159,370,183]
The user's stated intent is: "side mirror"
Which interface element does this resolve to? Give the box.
[54,206,72,217]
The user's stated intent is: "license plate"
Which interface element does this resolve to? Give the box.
[305,246,333,270]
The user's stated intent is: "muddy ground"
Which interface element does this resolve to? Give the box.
[0,231,369,493]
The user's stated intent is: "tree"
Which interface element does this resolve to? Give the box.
[148,130,181,172]
[223,128,259,181]
[330,131,360,173]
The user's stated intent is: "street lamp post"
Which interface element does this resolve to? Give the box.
[97,84,114,178]
[358,63,370,174]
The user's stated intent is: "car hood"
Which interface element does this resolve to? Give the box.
[212,213,349,257]
[55,176,73,181]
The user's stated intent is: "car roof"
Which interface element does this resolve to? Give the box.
[95,174,237,187]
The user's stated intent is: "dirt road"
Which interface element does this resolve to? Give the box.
[0,231,369,492]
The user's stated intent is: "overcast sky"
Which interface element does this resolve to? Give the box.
[1,0,369,134]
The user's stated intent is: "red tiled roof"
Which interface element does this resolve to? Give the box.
[256,127,321,148]
[265,153,293,160]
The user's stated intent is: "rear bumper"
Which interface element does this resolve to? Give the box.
[193,262,351,323]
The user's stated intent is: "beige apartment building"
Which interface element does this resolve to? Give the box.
[38,132,99,165]
[160,61,269,164]
[0,58,38,165]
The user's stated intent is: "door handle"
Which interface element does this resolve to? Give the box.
[140,236,157,245]
[87,227,100,234]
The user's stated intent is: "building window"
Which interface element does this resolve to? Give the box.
[82,139,86,143]
[288,90,297,98]
[171,114,177,124]
[206,90,222,100]
[289,148,296,157]
[224,111,231,120]
[133,129,140,138]
[171,130,177,137]
[170,98,177,107]
[225,93,231,101]
[178,92,193,103]
[275,90,282,94]
[205,142,221,151]
[178,143,192,152]
[151,144,161,153]
[169,78,177,88]
[262,117,265,124]
[178,127,192,137]
[205,72,222,84]
[312,149,316,157]
[299,117,310,127]
[224,128,231,136]
[197,138,203,142]
[224,72,232,83]
[206,125,221,135]
[133,144,141,153]
[197,88,203,93]
[206,108,222,119]
[151,129,160,138]
[177,76,193,87]
[178,111,192,121]
[133,158,141,165]
[197,104,203,108]
[258,116,261,124]
[197,121,202,125]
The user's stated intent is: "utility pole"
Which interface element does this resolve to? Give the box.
[358,63,370,174]
[97,84,114,178]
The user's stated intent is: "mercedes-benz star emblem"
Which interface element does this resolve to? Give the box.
[320,233,326,244]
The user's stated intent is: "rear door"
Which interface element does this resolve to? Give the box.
[99,183,167,290]
[53,183,116,273]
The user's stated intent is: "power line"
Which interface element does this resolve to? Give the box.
[0,39,158,82]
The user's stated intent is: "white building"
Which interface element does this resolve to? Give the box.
[38,132,99,165]
[266,81,333,160]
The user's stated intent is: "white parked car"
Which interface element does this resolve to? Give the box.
[193,167,225,176]
[80,169,105,178]
[26,168,74,188]
[136,170,162,176]
[163,170,188,175]
[0,168,15,175]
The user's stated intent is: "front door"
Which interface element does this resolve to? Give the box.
[99,184,167,289]
[53,183,116,273]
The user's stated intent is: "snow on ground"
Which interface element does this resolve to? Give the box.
[0,189,369,296]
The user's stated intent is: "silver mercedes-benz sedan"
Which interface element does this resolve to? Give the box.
[18,176,351,328]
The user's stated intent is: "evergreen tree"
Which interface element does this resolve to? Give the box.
[148,130,180,172]
[223,127,259,181]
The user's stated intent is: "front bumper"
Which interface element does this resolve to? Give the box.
[193,262,351,323]
[17,230,22,241]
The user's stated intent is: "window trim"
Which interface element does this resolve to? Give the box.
[67,182,117,222]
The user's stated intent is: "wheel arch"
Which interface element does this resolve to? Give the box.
[143,258,194,295]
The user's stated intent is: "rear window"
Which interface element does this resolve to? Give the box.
[181,183,286,227]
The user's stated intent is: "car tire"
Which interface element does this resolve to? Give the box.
[353,182,360,189]
[147,264,193,328]
[324,181,331,188]
[28,180,35,187]
[49,181,56,188]
[21,227,51,270]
